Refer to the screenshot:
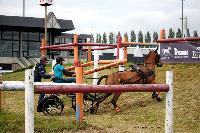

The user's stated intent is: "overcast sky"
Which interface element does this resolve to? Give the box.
[0,0,200,37]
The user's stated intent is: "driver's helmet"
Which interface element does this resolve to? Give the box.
[56,56,65,63]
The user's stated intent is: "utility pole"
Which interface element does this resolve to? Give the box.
[39,0,53,56]
[181,0,186,38]
[23,0,25,17]
[184,16,188,31]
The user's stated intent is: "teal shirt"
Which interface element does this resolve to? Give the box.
[54,64,65,79]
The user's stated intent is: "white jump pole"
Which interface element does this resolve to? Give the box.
[165,71,173,133]
[52,60,56,72]
[25,69,34,133]
[93,46,99,85]
[0,81,25,90]
[119,47,124,72]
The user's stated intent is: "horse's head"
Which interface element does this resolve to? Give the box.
[145,47,163,67]
[153,47,163,67]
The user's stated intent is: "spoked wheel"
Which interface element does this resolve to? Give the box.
[71,98,93,112]
[83,99,94,112]
[71,93,95,112]
[71,97,76,111]
[42,96,64,116]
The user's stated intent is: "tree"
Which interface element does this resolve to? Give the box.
[193,30,198,37]
[153,32,158,43]
[96,34,98,43]
[109,32,114,44]
[90,33,94,42]
[124,32,129,42]
[130,30,136,42]
[99,34,102,43]
[186,28,191,37]
[176,28,182,38]
[96,34,101,43]
[168,28,175,38]
[102,32,107,43]
[138,31,143,43]
[116,31,121,43]
[145,31,151,43]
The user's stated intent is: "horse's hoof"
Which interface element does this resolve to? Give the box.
[156,97,161,102]
[152,93,158,99]
[90,103,99,114]
[115,106,121,113]
[89,107,95,114]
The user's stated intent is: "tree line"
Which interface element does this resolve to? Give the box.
[91,28,199,44]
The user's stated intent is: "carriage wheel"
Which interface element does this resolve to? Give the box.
[71,94,95,112]
[84,99,93,112]
[71,97,76,111]
[42,97,64,116]
[71,98,94,112]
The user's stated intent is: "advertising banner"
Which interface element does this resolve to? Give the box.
[160,42,200,63]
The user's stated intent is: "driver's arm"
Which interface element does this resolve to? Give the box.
[38,65,51,79]
[63,69,75,77]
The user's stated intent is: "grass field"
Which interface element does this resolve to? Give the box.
[1,63,200,133]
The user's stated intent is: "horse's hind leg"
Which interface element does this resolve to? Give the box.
[111,93,121,112]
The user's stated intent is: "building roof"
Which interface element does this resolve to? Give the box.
[0,14,75,32]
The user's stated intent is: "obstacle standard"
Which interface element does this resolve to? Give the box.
[21,69,173,133]
[0,71,173,133]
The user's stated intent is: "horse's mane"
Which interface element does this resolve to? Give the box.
[143,50,154,62]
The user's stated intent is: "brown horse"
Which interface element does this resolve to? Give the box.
[90,47,162,114]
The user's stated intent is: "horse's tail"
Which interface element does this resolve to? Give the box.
[97,75,108,85]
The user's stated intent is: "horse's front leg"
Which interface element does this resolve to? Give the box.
[111,92,121,112]
[150,80,161,102]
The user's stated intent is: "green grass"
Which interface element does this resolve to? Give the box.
[1,63,200,132]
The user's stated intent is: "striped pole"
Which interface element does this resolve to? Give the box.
[73,34,84,123]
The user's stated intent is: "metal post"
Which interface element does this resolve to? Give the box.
[75,67,84,122]
[87,46,92,62]
[73,34,84,123]
[184,16,188,37]
[44,5,47,54]
[25,69,34,133]
[165,71,173,133]
[87,38,92,62]
[23,0,25,17]
[73,34,79,66]
[181,0,184,38]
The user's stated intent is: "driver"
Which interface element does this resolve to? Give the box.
[53,56,76,83]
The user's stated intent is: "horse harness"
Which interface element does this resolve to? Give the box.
[120,64,155,84]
